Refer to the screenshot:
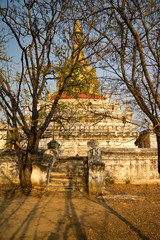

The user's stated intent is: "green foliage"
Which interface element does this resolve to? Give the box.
[57,58,99,96]
[105,173,115,184]
[125,177,131,184]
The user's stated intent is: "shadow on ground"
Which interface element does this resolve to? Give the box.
[0,184,160,240]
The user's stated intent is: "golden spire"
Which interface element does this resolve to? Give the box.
[56,19,100,96]
[73,20,83,49]
[72,19,86,62]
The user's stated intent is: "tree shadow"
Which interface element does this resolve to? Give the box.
[0,185,27,226]
[47,166,88,240]
[85,196,150,240]
[0,185,55,239]
[47,196,88,240]
[63,197,88,240]
[47,161,89,240]
[9,191,60,240]
[9,197,42,240]
[0,176,150,240]
[0,169,15,186]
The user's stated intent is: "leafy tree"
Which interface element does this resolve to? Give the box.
[82,0,160,172]
[0,0,99,193]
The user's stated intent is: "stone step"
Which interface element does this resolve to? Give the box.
[49,179,85,186]
[47,185,88,194]
[54,163,85,168]
[48,185,87,193]
[50,177,87,183]
[48,157,88,194]
[50,172,87,178]
[56,156,87,162]
[52,165,86,171]
[51,170,86,175]
[55,158,86,163]
[53,166,86,171]
[52,160,86,165]
[50,177,86,184]
[52,158,87,169]
[54,160,86,165]
[51,169,87,176]
[55,159,85,163]
[46,190,87,197]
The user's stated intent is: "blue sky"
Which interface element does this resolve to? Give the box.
[0,0,21,64]
[0,0,8,9]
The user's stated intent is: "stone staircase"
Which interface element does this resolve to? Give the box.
[48,156,88,196]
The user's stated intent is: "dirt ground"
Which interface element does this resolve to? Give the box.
[0,184,160,240]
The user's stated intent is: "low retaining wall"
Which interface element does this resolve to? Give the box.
[0,150,19,184]
[0,150,43,184]
[0,148,160,188]
[101,148,159,182]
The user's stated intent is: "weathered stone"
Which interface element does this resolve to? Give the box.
[31,165,47,186]
[44,140,60,189]
[0,147,159,194]
[47,140,60,150]
[88,161,106,196]
[87,139,99,150]
[88,148,101,164]
[89,162,105,171]
[101,148,159,182]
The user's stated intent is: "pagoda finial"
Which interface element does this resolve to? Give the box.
[73,20,83,44]
[125,98,132,120]
[114,91,119,104]
[73,19,84,59]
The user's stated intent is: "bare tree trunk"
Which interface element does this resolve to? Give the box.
[17,135,39,194]
[19,151,33,194]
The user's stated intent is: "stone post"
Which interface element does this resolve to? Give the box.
[44,140,60,189]
[88,162,106,196]
[31,140,60,188]
[87,140,106,196]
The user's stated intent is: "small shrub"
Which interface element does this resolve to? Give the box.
[105,173,115,184]
[125,178,131,184]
